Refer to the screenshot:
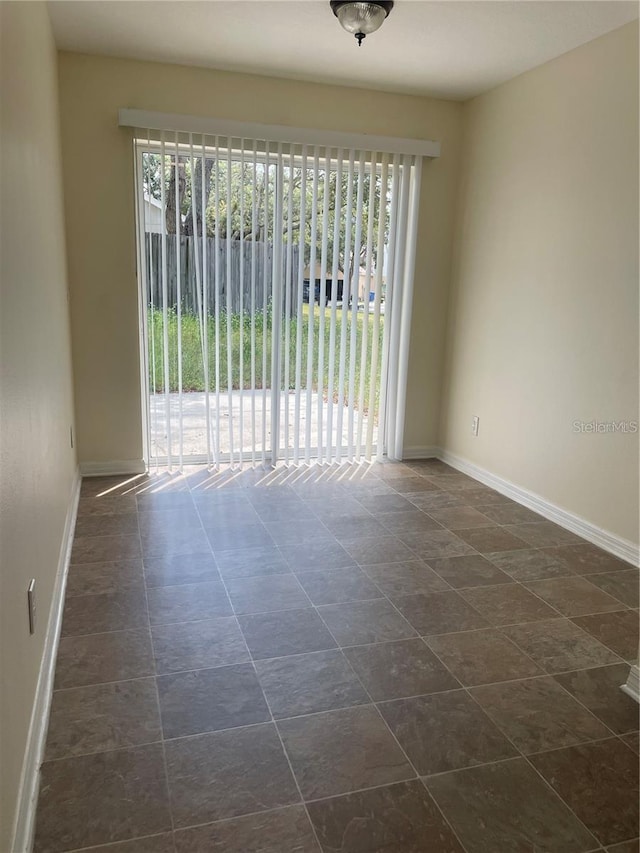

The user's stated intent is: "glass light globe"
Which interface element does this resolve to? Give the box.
[335,2,388,36]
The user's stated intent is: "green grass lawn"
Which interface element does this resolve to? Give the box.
[148,302,384,415]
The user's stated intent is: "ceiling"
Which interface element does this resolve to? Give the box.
[48,0,638,100]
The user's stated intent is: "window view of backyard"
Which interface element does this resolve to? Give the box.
[147,304,384,460]
[140,145,391,464]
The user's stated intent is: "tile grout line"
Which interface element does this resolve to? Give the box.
[135,509,180,853]
[460,681,637,771]
[65,830,173,853]
[520,747,618,849]
[331,636,473,853]
[55,580,633,640]
[40,684,640,763]
[247,657,327,853]
[425,688,607,851]
[53,610,630,667]
[48,654,639,719]
[61,499,175,853]
[60,547,631,682]
[468,664,632,743]
[410,624,602,822]
[493,618,627,671]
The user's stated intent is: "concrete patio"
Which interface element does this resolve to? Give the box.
[149,390,379,462]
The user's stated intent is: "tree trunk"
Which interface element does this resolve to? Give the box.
[183,158,214,236]
[166,161,187,235]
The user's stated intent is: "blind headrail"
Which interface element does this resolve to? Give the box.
[118,109,440,159]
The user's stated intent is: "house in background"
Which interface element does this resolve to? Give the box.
[303,263,345,303]
[1,2,638,851]
[356,269,386,305]
[302,264,386,306]
[143,194,164,233]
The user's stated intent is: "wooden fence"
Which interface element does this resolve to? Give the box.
[144,233,300,317]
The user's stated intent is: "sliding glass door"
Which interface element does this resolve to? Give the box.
[134,131,420,468]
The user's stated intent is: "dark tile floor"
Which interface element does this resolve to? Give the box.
[34,459,639,853]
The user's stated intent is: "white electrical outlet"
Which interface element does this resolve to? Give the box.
[472,416,480,436]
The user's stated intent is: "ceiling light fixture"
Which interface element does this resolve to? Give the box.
[330,1,394,47]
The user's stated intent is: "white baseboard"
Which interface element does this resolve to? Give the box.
[11,469,81,853]
[401,446,440,460]
[621,665,640,704]
[80,459,146,477]
[430,448,639,567]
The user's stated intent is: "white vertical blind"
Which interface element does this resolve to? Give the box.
[132,127,425,467]
[213,138,222,465]
[238,140,245,462]
[356,150,376,461]
[283,147,295,465]
[261,141,270,466]
[225,141,235,465]
[293,146,307,465]
[347,155,365,462]
[326,150,343,462]
[270,144,284,466]
[367,153,388,459]
[377,153,400,461]
[304,148,320,464]
[250,140,258,466]
[174,132,184,469]
[133,134,152,468]
[335,150,355,462]
[159,132,172,470]
[195,135,213,467]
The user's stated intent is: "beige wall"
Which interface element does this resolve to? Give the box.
[0,3,77,849]
[441,22,639,545]
[57,52,463,465]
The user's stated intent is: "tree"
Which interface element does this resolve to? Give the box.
[183,157,214,236]
[165,160,186,235]
[144,150,387,275]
